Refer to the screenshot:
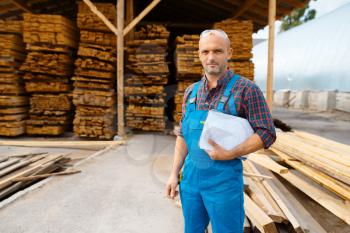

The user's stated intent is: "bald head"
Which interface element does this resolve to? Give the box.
[198,29,232,77]
[199,29,231,49]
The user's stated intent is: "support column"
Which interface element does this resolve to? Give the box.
[117,0,125,136]
[266,0,276,112]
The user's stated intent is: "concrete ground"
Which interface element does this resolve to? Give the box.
[0,134,183,233]
[0,107,349,233]
[272,107,350,145]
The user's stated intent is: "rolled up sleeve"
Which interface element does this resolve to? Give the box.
[243,84,276,149]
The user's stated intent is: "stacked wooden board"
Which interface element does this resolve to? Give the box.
[214,19,254,80]
[241,130,350,232]
[20,13,78,136]
[0,152,77,201]
[0,28,28,136]
[173,35,202,124]
[125,25,170,132]
[72,3,117,139]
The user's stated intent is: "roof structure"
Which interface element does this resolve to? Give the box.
[0,0,310,31]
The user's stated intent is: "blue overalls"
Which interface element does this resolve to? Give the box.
[180,73,244,233]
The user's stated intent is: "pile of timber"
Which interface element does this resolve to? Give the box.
[0,30,28,136]
[173,35,202,124]
[0,152,78,201]
[72,2,117,139]
[20,14,78,136]
[214,19,254,80]
[125,25,169,132]
[0,20,23,34]
[241,130,350,232]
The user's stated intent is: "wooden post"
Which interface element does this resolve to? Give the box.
[266,0,276,112]
[126,0,134,40]
[117,0,125,137]
[82,0,119,37]
[123,0,161,36]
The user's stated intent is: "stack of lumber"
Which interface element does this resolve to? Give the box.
[0,20,23,34]
[20,13,78,136]
[125,25,169,132]
[72,2,117,139]
[173,35,202,124]
[0,25,28,136]
[213,19,254,80]
[0,152,77,201]
[241,130,350,232]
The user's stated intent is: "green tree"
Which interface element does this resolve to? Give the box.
[280,1,317,32]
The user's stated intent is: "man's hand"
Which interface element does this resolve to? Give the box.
[164,174,179,199]
[205,139,235,160]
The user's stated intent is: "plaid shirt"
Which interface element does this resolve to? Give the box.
[179,70,276,149]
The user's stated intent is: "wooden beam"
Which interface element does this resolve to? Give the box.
[254,163,328,233]
[12,169,81,182]
[117,0,125,136]
[248,153,288,174]
[125,0,134,40]
[123,0,161,36]
[139,21,212,29]
[82,0,120,37]
[232,0,258,19]
[244,193,278,233]
[10,0,31,13]
[266,0,276,111]
[0,140,124,150]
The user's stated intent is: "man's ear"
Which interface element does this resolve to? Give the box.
[227,47,233,60]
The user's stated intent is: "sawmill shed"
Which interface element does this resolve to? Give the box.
[0,0,310,138]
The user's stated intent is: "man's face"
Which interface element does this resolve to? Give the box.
[198,34,232,76]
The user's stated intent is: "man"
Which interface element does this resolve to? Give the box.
[165,29,276,233]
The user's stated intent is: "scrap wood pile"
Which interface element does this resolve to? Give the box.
[20,13,78,136]
[72,3,117,139]
[173,35,202,124]
[0,21,28,136]
[214,19,254,80]
[125,25,170,132]
[0,152,79,202]
[242,130,350,233]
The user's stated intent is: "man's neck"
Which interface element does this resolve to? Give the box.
[206,71,226,90]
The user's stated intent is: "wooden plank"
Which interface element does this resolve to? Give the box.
[255,163,327,233]
[247,161,304,233]
[12,169,81,182]
[0,154,62,190]
[248,153,288,174]
[273,168,350,224]
[0,158,20,171]
[244,193,278,233]
[0,140,124,150]
[272,133,350,185]
[0,155,45,178]
[244,161,288,224]
[271,148,350,201]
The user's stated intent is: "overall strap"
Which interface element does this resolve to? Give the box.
[216,74,239,112]
[186,81,201,111]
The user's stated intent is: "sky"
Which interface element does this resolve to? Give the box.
[253,0,350,39]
